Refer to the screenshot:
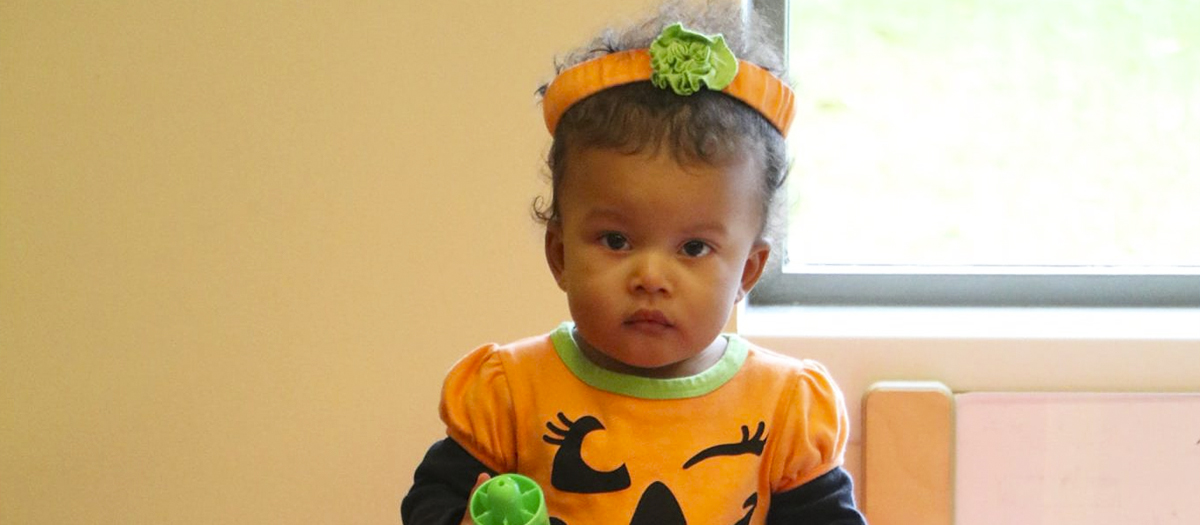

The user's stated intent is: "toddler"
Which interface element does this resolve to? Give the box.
[402,3,866,524]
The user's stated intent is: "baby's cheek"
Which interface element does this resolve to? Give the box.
[566,287,616,324]
[576,278,619,304]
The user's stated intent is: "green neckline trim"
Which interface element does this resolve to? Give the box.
[550,322,747,400]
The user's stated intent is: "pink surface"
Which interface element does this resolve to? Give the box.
[955,392,1200,524]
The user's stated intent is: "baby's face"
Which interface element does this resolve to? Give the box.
[545,147,770,377]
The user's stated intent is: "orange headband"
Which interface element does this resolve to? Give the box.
[542,49,796,137]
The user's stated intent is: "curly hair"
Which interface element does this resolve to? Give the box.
[533,1,790,249]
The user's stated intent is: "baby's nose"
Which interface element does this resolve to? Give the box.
[628,252,671,296]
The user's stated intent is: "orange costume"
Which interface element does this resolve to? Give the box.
[410,323,857,525]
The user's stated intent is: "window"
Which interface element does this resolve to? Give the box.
[750,0,1200,307]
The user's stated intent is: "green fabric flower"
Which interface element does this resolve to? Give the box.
[649,23,739,96]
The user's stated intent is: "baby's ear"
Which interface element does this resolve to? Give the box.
[544,223,568,291]
[736,241,772,302]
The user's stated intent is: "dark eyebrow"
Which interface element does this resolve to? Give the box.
[682,422,767,469]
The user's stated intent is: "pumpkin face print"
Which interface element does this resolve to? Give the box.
[542,412,767,525]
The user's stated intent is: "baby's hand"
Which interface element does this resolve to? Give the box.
[459,472,491,525]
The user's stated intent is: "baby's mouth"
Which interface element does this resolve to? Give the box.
[625,309,672,327]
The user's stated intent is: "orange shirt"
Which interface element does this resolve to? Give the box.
[441,323,849,525]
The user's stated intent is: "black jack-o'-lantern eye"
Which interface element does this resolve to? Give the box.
[543,412,631,494]
[683,421,767,469]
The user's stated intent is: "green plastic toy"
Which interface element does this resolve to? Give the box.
[469,474,549,525]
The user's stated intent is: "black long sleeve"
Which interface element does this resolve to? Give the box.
[401,438,495,525]
[766,467,867,524]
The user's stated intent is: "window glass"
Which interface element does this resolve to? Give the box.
[784,0,1199,269]
[751,0,1200,307]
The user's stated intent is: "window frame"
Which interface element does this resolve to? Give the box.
[747,0,1200,308]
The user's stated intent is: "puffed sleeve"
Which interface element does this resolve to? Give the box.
[768,359,851,493]
[439,344,518,474]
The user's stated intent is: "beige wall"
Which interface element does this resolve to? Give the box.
[2,1,654,523]
[5,1,1199,524]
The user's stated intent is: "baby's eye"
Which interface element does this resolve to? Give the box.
[600,233,630,251]
[681,240,712,257]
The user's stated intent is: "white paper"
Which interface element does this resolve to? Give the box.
[955,392,1200,525]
